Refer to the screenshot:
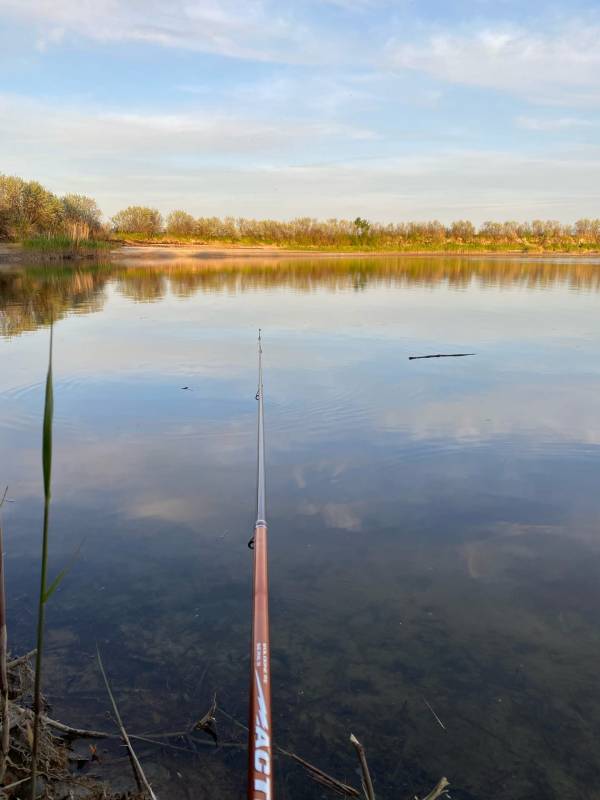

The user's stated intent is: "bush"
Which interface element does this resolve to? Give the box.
[111,206,163,235]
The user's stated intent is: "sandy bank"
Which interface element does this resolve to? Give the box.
[2,242,600,268]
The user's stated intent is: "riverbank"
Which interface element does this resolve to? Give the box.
[0,241,113,264]
[2,241,600,267]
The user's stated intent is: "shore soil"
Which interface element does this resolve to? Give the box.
[1,241,600,267]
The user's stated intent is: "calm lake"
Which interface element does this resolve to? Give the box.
[2,254,600,799]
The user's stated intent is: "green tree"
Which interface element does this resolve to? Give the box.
[111,206,163,235]
[353,217,371,237]
[0,175,62,238]
[166,210,196,237]
[449,220,476,241]
[61,194,102,231]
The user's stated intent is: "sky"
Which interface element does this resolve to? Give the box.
[1,0,600,223]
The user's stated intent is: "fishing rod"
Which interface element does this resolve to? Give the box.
[248,329,274,800]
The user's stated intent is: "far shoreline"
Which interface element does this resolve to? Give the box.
[116,243,600,260]
[1,241,600,267]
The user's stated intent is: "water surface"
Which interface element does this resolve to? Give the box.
[1,255,600,799]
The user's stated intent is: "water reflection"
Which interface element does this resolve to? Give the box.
[1,256,600,799]
[2,255,600,337]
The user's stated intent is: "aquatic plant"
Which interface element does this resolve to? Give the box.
[29,325,55,799]
[23,234,112,258]
[0,486,9,783]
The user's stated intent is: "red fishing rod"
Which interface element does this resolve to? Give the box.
[248,329,274,800]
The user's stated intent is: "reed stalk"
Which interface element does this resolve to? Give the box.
[29,325,54,799]
[0,486,9,783]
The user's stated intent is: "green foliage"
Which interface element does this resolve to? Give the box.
[61,194,102,231]
[23,235,112,255]
[166,209,196,237]
[112,205,163,235]
[30,326,54,798]
[3,171,600,253]
[42,330,53,499]
[0,174,106,244]
[140,215,600,251]
[0,175,62,239]
[353,217,371,237]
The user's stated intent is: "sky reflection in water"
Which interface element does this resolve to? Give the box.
[1,256,600,799]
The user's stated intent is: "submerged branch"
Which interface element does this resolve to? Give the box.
[281,749,360,798]
[350,734,376,800]
[96,647,158,800]
[219,706,360,797]
[42,716,113,740]
[190,692,218,743]
[416,777,450,800]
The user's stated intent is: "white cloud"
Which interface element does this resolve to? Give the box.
[2,93,600,221]
[379,381,600,449]
[0,0,318,63]
[516,116,598,131]
[0,93,377,163]
[300,501,363,531]
[388,21,600,102]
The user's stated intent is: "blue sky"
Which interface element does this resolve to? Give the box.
[1,0,600,222]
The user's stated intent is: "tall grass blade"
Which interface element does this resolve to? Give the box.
[29,325,54,799]
[0,486,9,783]
[42,328,53,499]
[43,568,67,603]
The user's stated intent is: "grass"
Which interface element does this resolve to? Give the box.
[16,231,600,257]
[23,235,113,258]
[109,232,600,254]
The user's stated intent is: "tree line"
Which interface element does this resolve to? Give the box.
[0,174,103,241]
[2,173,600,249]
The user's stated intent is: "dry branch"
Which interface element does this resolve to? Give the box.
[423,698,446,731]
[96,647,158,800]
[219,706,360,797]
[7,650,37,670]
[42,716,113,740]
[190,692,218,743]
[416,777,450,800]
[350,734,376,800]
[280,749,360,797]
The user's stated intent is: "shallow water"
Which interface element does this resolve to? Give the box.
[1,255,600,799]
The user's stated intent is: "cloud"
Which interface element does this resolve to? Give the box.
[379,381,600,448]
[3,88,600,222]
[0,0,324,63]
[388,21,600,103]
[516,116,599,131]
[300,501,363,531]
[0,93,377,165]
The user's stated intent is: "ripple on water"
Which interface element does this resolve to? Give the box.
[0,376,117,437]
[0,380,45,433]
[271,382,373,441]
